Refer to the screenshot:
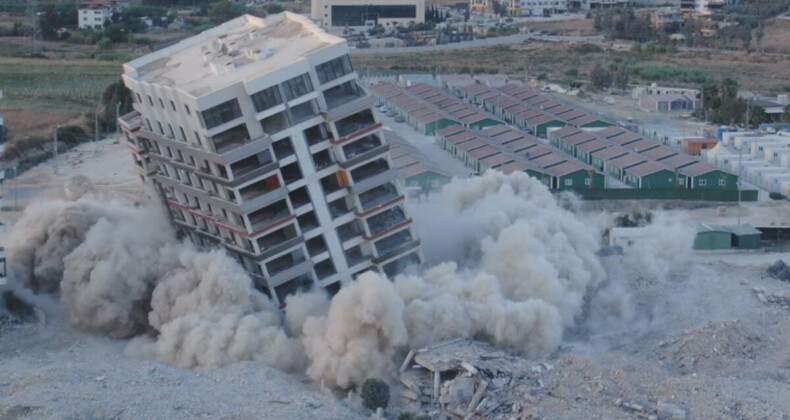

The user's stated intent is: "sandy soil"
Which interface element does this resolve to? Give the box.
[3,135,790,419]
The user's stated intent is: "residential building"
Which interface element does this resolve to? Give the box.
[639,94,698,113]
[117,13,422,303]
[508,0,568,17]
[311,0,425,31]
[569,0,628,10]
[681,0,740,15]
[469,0,493,13]
[78,0,118,30]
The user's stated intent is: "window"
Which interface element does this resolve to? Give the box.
[179,126,186,141]
[148,95,153,106]
[289,100,318,124]
[699,179,707,186]
[281,73,313,101]
[136,93,142,103]
[159,98,165,109]
[251,85,283,113]
[170,100,176,111]
[331,5,416,27]
[564,179,572,186]
[316,55,353,85]
[584,178,591,186]
[718,179,725,186]
[200,99,243,129]
[156,121,164,135]
[185,105,191,115]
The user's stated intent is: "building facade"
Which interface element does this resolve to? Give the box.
[78,0,117,30]
[311,0,425,31]
[118,13,422,303]
[508,0,568,16]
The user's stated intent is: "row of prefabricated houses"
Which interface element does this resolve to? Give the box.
[370,81,739,192]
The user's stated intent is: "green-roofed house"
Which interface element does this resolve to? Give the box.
[400,163,452,196]
[606,153,646,181]
[678,161,739,190]
[546,161,605,190]
[525,113,567,138]
[623,161,686,189]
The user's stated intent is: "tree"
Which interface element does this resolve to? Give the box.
[208,0,246,24]
[754,24,764,53]
[614,65,630,90]
[782,105,790,123]
[100,80,133,132]
[590,63,612,90]
[360,379,390,411]
[265,3,283,14]
[39,6,59,41]
[749,105,768,126]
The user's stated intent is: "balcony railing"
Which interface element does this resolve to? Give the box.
[366,206,406,236]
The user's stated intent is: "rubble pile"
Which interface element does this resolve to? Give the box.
[766,260,790,282]
[753,287,790,308]
[395,339,546,419]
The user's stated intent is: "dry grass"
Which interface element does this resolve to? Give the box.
[523,18,597,36]
[0,58,122,156]
[757,18,790,55]
[352,40,790,92]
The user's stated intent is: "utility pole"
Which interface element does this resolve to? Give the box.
[116,102,122,135]
[53,125,60,175]
[13,165,18,211]
[737,145,742,226]
[95,113,99,141]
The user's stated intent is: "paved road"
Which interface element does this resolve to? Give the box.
[350,34,604,55]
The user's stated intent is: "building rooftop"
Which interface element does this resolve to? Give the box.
[626,161,669,177]
[123,13,341,97]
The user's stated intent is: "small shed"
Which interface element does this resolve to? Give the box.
[694,224,732,250]
[729,224,762,249]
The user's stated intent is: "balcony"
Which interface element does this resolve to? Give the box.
[238,177,288,214]
[344,245,368,268]
[230,150,274,178]
[118,110,142,132]
[350,168,397,195]
[248,200,291,232]
[366,206,407,237]
[305,123,332,147]
[312,149,335,172]
[256,227,303,261]
[373,237,421,265]
[374,229,413,256]
[357,183,400,213]
[351,158,389,183]
[267,251,312,287]
[328,196,352,219]
[313,259,337,281]
[211,124,252,155]
[343,134,382,160]
[323,83,374,121]
[334,109,376,139]
[337,220,364,243]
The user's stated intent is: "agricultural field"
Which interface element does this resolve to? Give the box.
[351,40,790,92]
[0,58,123,158]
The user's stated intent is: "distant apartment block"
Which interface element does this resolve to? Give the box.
[569,0,628,10]
[508,0,568,17]
[118,13,422,303]
[680,0,739,15]
[78,0,118,30]
[311,0,425,31]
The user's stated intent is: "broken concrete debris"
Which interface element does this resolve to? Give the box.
[753,287,790,307]
[614,399,687,420]
[395,339,537,419]
[766,260,790,282]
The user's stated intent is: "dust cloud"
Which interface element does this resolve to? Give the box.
[6,171,624,388]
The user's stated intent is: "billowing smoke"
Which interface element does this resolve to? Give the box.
[6,170,607,388]
[302,272,408,389]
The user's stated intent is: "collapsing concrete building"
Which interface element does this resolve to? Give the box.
[117,12,422,303]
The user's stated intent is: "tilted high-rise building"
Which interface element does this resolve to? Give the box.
[117,13,422,303]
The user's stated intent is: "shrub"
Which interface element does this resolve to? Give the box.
[96,37,113,51]
[360,378,390,410]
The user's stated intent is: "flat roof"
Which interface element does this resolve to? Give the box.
[549,126,582,139]
[530,153,567,168]
[575,139,610,153]
[564,132,597,146]
[499,160,530,175]
[608,132,643,146]
[481,124,511,136]
[124,13,340,97]
[595,126,627,139]
[506,138,538,153]
[490,131,525,144]
[436,124,465,137]
[457,138,489,152]
[544,160,589,177]
[468,145,501,160]
[480,153,515,167]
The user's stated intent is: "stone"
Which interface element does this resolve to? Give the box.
[657,400,687,420]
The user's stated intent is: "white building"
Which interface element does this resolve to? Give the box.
[509,0,568,17]
[569,0,628,10]
[311,0,425,31]
[78,0,118,31]
[118,13,422,303]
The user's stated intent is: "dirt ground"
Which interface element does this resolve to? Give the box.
[524,18,598,36]
[757,17,790,55]
[352,40,790,92]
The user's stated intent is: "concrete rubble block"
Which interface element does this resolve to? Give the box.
[657,400,687,420]
[439,376,475,406]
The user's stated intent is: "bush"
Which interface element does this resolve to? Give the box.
[97,37,113,51]
[266,3,284,14]
[360,378,390,410]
